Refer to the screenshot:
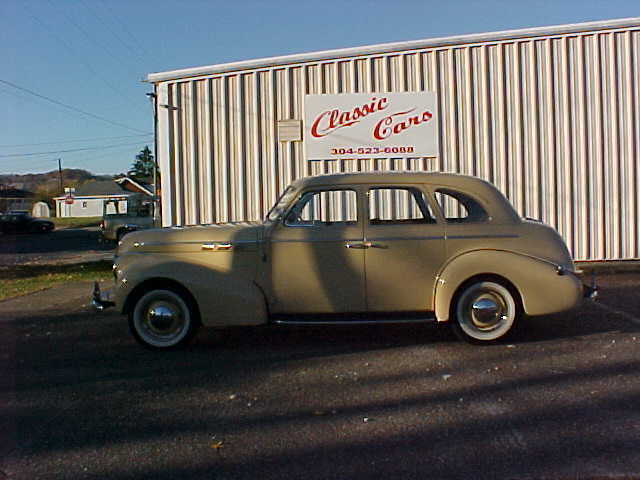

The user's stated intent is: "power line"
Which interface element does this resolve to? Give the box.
[0,134,152,148]
[84,0,151,65]
[48,0,141,74]
[0,141,149,172]
[0,79,150,134]
[0,139,153,160]
[0,158,63,172]
[0,83,111,129]
[64,144,150,166]
[22,2,147,114]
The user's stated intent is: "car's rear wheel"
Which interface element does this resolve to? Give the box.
[129,288,199,349]
[451,280,519,343]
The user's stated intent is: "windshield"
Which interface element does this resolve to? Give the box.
[266,186,296,222]
[103,197,151,217]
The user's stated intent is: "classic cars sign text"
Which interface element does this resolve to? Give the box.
[304,92,438,160]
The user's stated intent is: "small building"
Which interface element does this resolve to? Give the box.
[53,177,153,218]
[32,201,51,218]
[0,185,34,213]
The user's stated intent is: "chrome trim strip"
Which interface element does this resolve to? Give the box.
[271,238,364,244]
[364,235,445,242]
[273,317,436,326]
[202,242,233,251]
[446,234,519,240]
[134,239,258,247]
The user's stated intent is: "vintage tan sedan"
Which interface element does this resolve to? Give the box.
[93,172,595,349]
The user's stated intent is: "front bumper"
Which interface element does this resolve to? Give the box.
[92,281,115,311]
[583,282,598,300]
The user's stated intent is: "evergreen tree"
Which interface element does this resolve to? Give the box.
[128,146,157,181]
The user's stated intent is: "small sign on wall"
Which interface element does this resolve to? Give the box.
[278,119,302,142]
[304,92,438,160]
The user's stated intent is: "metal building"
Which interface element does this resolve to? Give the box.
[146,18,639,262]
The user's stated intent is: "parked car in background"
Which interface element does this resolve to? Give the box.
[0,212,54,234]
[100,197,154,242]
[93,172,596,349]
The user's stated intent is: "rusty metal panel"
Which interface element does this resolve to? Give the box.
[153,20,639,261]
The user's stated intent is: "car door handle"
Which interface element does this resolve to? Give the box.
[201,243,233,251]
[369,242,388,249]
[345,242,369,249]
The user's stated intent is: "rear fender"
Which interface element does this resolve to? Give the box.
[434,250,582,321]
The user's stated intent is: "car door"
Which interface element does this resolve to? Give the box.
[266,187,366,314]
[7,215,21,233]
[364,186,446,312]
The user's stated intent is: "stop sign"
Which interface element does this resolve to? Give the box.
[64,194,74,205]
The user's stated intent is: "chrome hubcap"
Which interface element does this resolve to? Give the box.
[465,291,508,331]
[143,300,184,337]
[471,297,503,329]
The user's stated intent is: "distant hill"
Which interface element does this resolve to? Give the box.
[0,169,116,193]
[0,169,122,206]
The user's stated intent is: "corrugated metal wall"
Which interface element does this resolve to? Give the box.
[155,23,639,261]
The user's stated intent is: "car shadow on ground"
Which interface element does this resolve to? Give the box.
[4,298,640,480]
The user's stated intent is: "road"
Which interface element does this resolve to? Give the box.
[0,227,113,265]
[1,274,639,480]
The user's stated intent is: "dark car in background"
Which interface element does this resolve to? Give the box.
[0,212,54,234]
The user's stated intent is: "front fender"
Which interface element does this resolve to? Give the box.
[434,250,583,322]
[115,255,268,327]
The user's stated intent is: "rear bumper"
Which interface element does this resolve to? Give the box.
[92,281,115,311]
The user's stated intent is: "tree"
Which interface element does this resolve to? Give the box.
[128,146,157,181]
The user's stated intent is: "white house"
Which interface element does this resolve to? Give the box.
[54,177,153,218]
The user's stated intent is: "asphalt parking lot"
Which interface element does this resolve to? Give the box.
[1,272,639,480]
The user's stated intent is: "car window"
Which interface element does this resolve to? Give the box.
[434,188,489,223]
[267,186,296,222]
[285,189,357,226]
[368,187,436,225]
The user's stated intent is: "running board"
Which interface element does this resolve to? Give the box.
[272,317,436,326]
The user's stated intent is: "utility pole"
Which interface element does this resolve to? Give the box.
[57,158,63,194]
[146,90,159,226]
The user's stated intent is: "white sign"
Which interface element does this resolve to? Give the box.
[304,92,438,160]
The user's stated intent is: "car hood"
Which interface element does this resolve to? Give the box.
[117,222,265,255]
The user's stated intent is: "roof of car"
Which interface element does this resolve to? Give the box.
[291,171,521,222]
[293,171,486,188]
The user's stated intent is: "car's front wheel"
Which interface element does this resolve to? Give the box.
[129,288,200,349]
[451,280,520,343]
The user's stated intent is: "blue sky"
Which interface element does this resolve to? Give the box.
[1,0,638,175]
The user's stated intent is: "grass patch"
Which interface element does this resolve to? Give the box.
[0,260,112,301]
[52,216,102,229]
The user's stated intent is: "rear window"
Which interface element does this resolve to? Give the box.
[368,187,436,225]
[434,188,489,223]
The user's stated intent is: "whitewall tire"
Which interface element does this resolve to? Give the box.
[129,289,199,349]
[452,281,519,343]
